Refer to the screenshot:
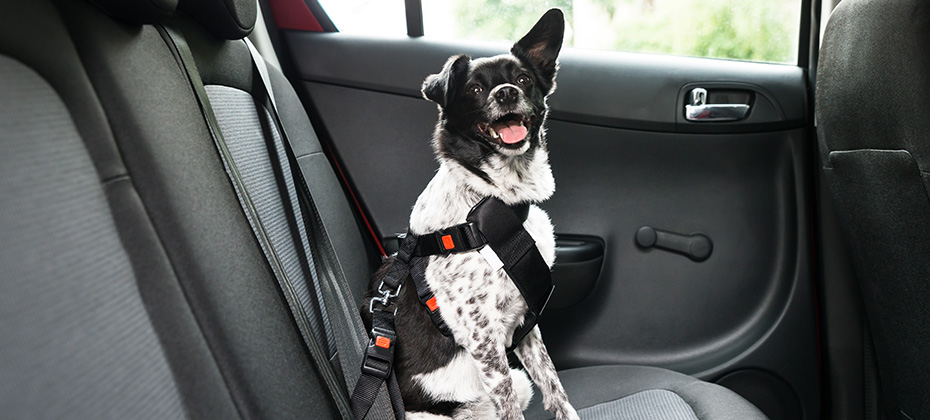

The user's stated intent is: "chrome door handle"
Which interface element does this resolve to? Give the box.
[685,88,750,122]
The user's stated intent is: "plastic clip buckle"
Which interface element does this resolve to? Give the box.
[361,327,396,379]
[436,230,454,255]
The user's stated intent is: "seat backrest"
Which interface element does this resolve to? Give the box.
[58,0,387,416]
[0,0,381,416]
[0,0,231,418]
[816,0,930,417]
[55,0,367,417]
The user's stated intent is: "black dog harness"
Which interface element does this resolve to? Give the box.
[350,197,554,419]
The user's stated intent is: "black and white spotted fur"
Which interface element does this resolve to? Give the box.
[362,9,578,420]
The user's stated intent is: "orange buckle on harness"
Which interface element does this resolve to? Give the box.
[441,234,455,250]
[426,296,439,312]
[375,336,391,349]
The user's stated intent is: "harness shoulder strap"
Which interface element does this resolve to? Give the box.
[467,197,554,347]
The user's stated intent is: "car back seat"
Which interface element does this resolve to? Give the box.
[0,0,770,418]
[2,0,350,418]
[0,0,236,418]
[57,0,390,417]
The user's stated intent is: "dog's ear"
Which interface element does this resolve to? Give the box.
[512,9,564,87]
[422,54,471,108]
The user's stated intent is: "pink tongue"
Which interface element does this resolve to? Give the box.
[498,122,528,144]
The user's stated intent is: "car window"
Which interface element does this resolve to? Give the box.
[317,0,802,64]
[316,0,408,36]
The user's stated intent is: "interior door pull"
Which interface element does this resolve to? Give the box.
[685,87,750,122]
[635,226,713,262]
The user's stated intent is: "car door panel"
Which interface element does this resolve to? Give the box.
[285,32,819,419]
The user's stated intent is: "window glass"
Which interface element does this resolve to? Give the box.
[320,0,802,64]
[318,0,408,36]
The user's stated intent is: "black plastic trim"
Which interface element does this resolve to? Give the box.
[555,235,603,263]
[404,0,423,37]
[550,235,604,310]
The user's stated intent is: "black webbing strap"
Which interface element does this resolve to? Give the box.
[157,26,355,419]
[467,197,554,347]
[412,222,485,256]
[511,202,531,222]
[351,235,417,420]
[242,39,402,419]
[410,203,528,257]
[350,310,402,419]
[408,255,453,336]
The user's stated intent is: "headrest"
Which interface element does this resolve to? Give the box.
[89,0,178,25]
[817,0,930,167]
[179,0,256,40]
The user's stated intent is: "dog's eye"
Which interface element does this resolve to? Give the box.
[469,84,484,95]
[516,74,532,86]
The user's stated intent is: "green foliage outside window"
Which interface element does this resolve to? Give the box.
[451,0,574,44]
[445,0,799,64]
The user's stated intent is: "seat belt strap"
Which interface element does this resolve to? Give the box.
[244,38,403,420]
[158,25,354,419]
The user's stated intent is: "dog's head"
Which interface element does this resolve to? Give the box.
[422,9,564,174]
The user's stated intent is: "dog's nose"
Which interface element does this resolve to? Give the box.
[494,86,519,105]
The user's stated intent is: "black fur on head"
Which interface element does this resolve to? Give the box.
[421,9,565,184]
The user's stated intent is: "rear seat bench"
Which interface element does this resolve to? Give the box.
[61,0,380,416]
[2,0,345,417]
[0,0,768,419]
[0,0,228,418]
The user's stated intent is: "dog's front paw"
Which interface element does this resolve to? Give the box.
[555,406,580,420]
[544,400,579,420]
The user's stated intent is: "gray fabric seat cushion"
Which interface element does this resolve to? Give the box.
[576,390,698,420]
[205,84,334,354]
[524,366,766,420]
[0,54,185,419]
[58,6,339,417]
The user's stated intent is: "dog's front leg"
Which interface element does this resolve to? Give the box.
[463,329,524,420]
[514,326,579,420]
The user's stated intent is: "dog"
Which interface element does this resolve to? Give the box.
[362,9,578,420]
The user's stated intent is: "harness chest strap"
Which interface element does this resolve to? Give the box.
[408,197,554,348]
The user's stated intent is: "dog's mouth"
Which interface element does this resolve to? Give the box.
[477,113,531,148]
